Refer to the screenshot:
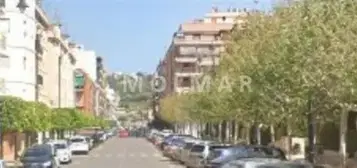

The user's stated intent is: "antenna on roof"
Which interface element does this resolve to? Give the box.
[53,8,62,27]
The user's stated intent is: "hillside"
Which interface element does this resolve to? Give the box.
[107,72,153,110]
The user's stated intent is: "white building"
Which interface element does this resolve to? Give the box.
[74,47,97,81]
[0,0,37,100]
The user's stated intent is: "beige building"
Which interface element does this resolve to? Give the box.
[36,6,76,108]
[157,8,247,95]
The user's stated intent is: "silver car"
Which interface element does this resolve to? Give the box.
[222,158,282,168]
[185,141,226,168]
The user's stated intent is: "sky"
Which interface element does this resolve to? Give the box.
[42,0,273,74]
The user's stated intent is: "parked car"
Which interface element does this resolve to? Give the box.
[0,160,6,168]
[119,129,129,138]
[163,138,187,159]
[221,158,282,168]
[160,134,194,151]
[47,139,72,164]
[178,140,202,164]
[257,160,313,168]
[185,141,219,168]
[205,145,286,168]
[69,136,90,154]
[20,144,60,168]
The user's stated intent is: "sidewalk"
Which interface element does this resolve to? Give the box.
[4,160,22,168]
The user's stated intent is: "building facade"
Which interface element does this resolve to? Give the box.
[0,0,37,101]
[157,8,247,95]
[74,69,95,115]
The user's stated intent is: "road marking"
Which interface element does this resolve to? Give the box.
[129,153,134,157]
[140,153,147,157]
[73,161,80,165]
[73,155,89,158]
[117,154,124,158]
[105,154,112,158]
[153,153,161,157]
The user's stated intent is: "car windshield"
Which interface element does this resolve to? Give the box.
[54,144,67,149]
[23,149,48,157]
[209,145,231,151]
[184,143,194,149]
[191,145,205,152]
[70,138,84,143]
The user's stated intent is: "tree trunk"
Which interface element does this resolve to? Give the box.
[234,122,239,143]
[270,124,275,143]
[339,108,348,168]
[246,123,251,144]
[287,123,292,160]
[257,124,262,145]
[218,122,222,142]
[225,121,230,143]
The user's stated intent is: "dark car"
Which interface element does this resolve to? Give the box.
[205,145,286,168]
[160,134,194,150]
[21,144,59,168]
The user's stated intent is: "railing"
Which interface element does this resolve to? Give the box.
[173,38,224,45]
[176,67,197,73]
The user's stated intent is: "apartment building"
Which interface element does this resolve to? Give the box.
[96,57,110,117]
[158,8,247,95]
[74,68,95,115]
[0,0,37,101]
[36,10,76,108]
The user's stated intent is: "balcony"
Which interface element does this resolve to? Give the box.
[175,66,201,77]
[35,34,44,55]
[173,38,224,46]
[74,75,85,91]
[175,87,192,94]
[198,56,220,66]
[175,56,197,63]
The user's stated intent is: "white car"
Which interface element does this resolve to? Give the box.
[69,136,90,154]
[48,140,72,164]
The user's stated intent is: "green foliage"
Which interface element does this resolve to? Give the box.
[0,96,109,132]
[159,0,357,136]
[107,72,151,109]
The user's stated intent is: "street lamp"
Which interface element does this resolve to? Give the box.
[16,0,29,13]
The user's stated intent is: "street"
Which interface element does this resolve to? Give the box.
[64,137,183,168]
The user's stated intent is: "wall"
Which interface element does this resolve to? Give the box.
[0,0,37,101]
[60,54,75,107]
[75,49,97,82]
[76,71,94,116]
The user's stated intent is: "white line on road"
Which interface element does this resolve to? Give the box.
[129,153,135,157]
[153,153,161,157]
[73,161,80,165]
[72,155,89,158]
[105,154,112,158]
[140,153,148,157]
[117,154,124,158]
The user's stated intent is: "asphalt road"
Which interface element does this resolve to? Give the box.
[63,137,183,168]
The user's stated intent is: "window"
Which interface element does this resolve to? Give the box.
[182,63,190,67]
[0,19,10,33]
[192,34,201,40]
[0,54,9,68]
[190,145,204,152]
[37,74,43,85]
[0,34,6,49]
[23,57,26,69]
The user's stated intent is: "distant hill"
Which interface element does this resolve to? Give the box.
[107,72,153,110]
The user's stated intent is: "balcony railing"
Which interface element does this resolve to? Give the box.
[176,66,197,73]
[175,56,197,63]
[173,38,224,46]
